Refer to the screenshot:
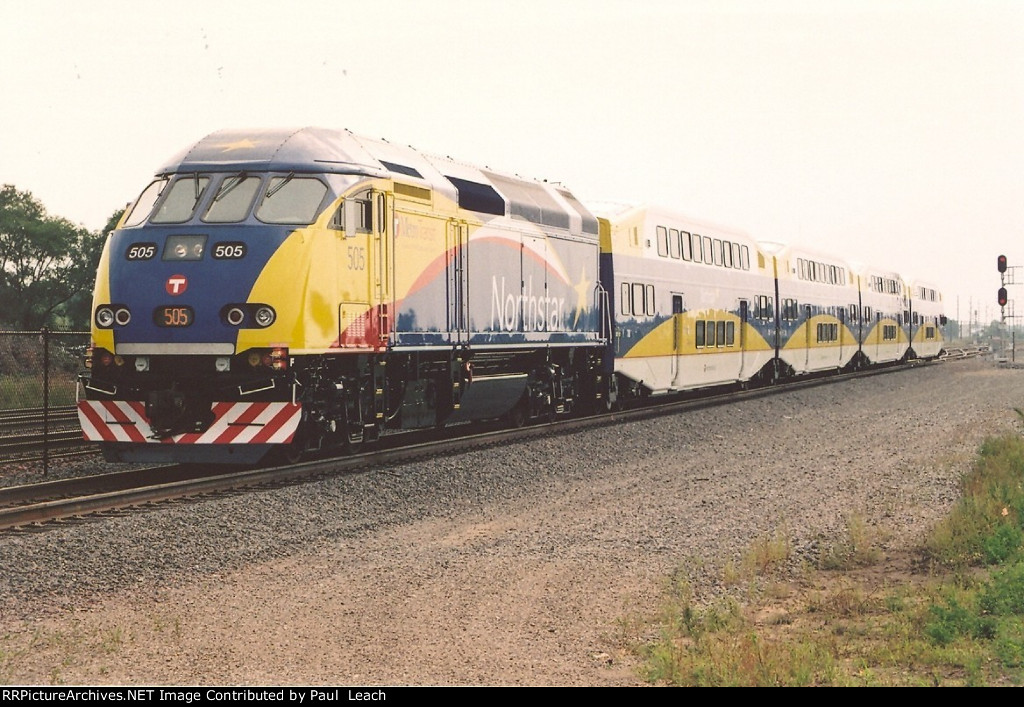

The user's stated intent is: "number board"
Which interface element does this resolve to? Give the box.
[125,243,158,260]
[212,242,247,259]
[154,306,194,328]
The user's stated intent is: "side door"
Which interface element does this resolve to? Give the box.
[446,218,469,344]
[371,189,395,347]
[671,293,684,388]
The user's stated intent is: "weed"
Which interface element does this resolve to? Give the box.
[627,435,1024,686]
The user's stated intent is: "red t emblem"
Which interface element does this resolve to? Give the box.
[166,275,188,296]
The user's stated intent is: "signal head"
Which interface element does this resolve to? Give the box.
[999,254,1008,273]
[999,287,1008,307]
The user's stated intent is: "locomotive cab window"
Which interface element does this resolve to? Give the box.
[203,174,262,223]
[123,178,169,227]
[255,176,329,225]
[150,175,210,224]
[331,194,371,236]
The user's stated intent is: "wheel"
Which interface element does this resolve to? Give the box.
[505,396,527,428]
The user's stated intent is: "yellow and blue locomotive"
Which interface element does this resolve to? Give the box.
[79,128,608,462]
[78,127,947,463]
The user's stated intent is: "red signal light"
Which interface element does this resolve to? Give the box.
[999,255,1008,273]
[999,287,1008,307]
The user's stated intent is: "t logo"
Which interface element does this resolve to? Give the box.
[166,275,188,296]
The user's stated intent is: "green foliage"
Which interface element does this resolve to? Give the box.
[631,435,1024,685]
[926,435,1024,569]
[980,563,1024,616]
[0,184,115,330]
[925,596,997,645]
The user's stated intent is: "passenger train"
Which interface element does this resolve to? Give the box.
[77,127,946,463]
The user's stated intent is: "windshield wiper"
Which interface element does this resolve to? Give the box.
[215,172,248,202]
[265,172,294,199]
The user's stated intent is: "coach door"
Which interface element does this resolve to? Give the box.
[804,304,813,371]
[446,219,469,343]
[837,306,846,366]
[738,299,749,379]
[670,293,684,389]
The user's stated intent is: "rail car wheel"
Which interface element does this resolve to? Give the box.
[603,377,619,412]
[505,396,528,428]
[272,430,308,465]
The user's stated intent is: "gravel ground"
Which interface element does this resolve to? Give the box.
[0,358,1021,685]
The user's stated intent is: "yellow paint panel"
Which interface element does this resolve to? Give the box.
[623,311,772,358]
[93,239,115,351]
[782,315,856,350]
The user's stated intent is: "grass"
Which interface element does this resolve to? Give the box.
[0,375,78,409]
[623,433,1024,686]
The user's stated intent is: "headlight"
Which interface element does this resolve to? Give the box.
[254,306,276,327]
[114,307,132,326]
[95,306,115,328]
[225,307,245,326]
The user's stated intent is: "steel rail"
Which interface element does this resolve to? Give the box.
[0,358,942,531]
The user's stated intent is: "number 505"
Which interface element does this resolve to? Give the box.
[347,246,365,270]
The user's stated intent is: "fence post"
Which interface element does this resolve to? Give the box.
[42,326,49,476]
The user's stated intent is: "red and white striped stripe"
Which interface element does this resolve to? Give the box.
[77,400,302,445]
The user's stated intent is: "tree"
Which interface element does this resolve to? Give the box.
[58,208,122,329]
[0,184,106,330]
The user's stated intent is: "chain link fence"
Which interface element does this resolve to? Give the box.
[0,329,92,471]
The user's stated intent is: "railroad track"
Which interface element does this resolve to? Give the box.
[0,359,942,532]
[0,404,90,461]
[0,346,985,464]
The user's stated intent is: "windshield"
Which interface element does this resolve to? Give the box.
[255,176,328,224]
[203,174,261,223]
[150,175,211,224]
[122,172,339,227]
[122,178,169,227]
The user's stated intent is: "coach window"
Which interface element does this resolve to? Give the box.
[632,283,646,316]
[657,226,668,257]
[703,236,713,265]
[150,175,211,224]
[732,242,741,269]
[706,320,717,347]
[712,239,723,266]
[669,228,680,259]
[620,283,631,316]
[681,231,692,261]
[716,321,726,347]
[646,284,656,316]
[741,245,750,270]
[726,321,735,346]
[696,320,706,347]
[723,241,733,268]
[691,233,703,263]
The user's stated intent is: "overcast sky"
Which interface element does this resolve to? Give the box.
[1,0,1020,325]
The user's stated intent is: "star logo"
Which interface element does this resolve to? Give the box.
[571,264,592,328]
[216,138,260,153]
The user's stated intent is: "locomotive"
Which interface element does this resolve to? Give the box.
[77,127,945,463]
[79,127,608,463]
